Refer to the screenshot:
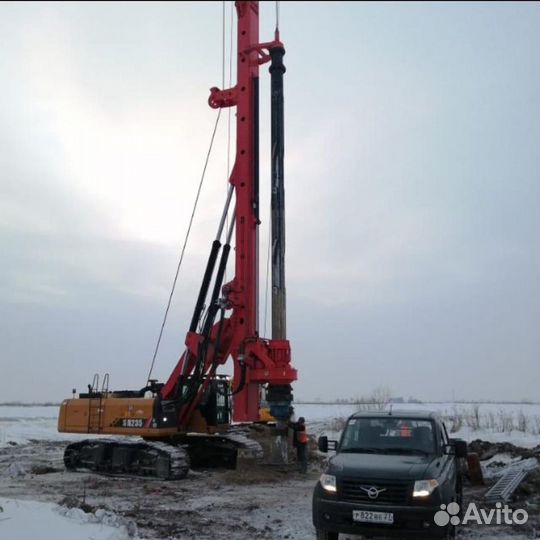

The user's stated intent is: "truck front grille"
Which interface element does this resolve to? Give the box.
[339,478,410,505]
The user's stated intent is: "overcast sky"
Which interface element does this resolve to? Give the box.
[1,1,538,403]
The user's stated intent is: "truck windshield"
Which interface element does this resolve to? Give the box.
[340,417,436,455]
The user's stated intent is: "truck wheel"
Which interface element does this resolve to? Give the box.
[431,525,454,540]
[315,529,338,540]
[456,474,463,509]
[442,517,456,539]
[448,523,456,539]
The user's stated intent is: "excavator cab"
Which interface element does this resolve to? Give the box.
[198,376,231,426]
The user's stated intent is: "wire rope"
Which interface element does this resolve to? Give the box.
[145,4,228,383]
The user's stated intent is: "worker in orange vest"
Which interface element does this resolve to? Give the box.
[291,416,308,473]
[400,422,412,438]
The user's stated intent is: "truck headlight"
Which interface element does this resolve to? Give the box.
[413,479,439,497]
[320,474,337,493]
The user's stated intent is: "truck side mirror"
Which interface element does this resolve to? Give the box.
[318,436,338,453]
[453,438,468,458]
[318,436,329,453]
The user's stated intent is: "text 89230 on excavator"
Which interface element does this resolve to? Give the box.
[57,0,297,480]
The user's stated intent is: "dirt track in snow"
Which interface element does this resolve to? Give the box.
[0,440,317,539]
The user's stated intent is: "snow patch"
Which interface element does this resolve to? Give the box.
[1,463,27,478]
[481,453,538,480]
[0,497,136,540]
[57,506,138,537]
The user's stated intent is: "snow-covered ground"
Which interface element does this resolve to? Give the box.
[0,497,134,540]
[1,403,539,448]
[295,402,540,448]
[0,403,538,540]
[0,417,79,447]
[295,401,540,421]
[0,406,92,447]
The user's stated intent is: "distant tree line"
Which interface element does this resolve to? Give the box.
[0,401,60,407]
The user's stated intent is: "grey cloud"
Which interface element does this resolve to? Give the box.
[0,2,538,403]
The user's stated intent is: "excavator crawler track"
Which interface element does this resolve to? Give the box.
[222,428,264,460]
[63,438,189,480]
[180,428,264,469]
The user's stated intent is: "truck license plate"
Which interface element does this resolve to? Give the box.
[353,510,394,524]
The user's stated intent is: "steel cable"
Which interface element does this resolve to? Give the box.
[146,4,229,384]
[146,108,222,384]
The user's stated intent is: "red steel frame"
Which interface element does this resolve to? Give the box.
[161,1,296,423]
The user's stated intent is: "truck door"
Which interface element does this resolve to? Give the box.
[438,420,457,500]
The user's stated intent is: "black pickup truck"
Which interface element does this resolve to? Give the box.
[313,410,467,540]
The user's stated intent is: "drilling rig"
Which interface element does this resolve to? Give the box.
[57,0,297,479]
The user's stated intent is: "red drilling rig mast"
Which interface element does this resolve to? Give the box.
[160,0,295,422]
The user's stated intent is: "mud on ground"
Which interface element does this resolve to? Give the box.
[461,440,540,539]
[0,439,317,539]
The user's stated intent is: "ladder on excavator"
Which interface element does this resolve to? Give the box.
[87,373,108,433]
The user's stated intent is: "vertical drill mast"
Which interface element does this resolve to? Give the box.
[232,0,260,342]
[270,44,287,340]
[231,0,261,419]
[161,0,296,424]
